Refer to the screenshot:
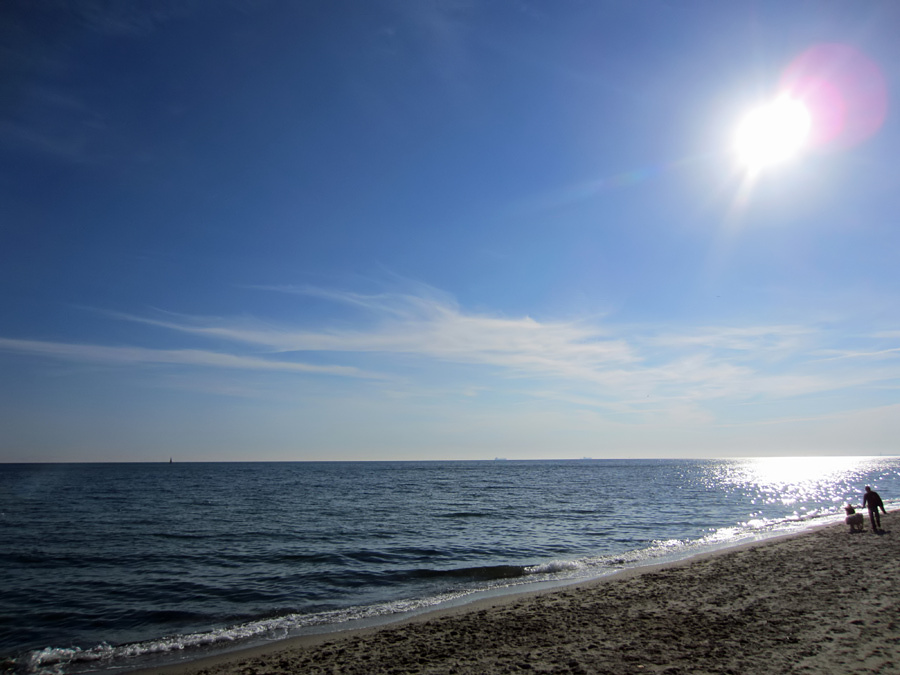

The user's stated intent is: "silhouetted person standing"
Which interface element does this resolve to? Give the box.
[862,486,886,531]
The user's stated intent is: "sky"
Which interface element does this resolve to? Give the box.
[2,0,900,462]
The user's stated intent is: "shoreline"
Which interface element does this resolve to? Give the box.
[133,516,899,675]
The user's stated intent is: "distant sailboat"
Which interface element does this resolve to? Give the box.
[169,458,173,464]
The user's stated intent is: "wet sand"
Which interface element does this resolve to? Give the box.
[144,516,898,675]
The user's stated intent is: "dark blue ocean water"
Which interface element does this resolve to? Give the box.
[2,458,899,674]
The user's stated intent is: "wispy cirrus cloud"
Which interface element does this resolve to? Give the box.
[95,284,900,408]
[0,337,383,379]
[640,324,811,354]
[101,287,637,379]
[7,283,900,419]
[810,347,900,362]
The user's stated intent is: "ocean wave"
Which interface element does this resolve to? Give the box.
[410,564,527,581]
[8,458,898,675]
[14,511,850,675]
[17,590,476,675]
[524,559,584,575]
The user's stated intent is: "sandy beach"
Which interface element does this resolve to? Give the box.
[145,516,898,675]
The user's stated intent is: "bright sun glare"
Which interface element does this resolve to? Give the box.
[735,96,811,171]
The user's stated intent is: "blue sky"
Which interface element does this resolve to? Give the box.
[2,1,899,461]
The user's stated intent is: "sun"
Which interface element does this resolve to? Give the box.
[735,96,811,171]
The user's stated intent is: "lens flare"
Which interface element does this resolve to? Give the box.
[780,44,888,150]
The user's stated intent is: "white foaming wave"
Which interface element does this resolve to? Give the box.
[524,559,584,575]
[687,505,847,553]
[21,590,480,675]
[737,505,846,531]
[573,506,850,576]
[25,646,89,675]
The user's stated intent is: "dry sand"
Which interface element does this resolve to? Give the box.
[144,516,899,675]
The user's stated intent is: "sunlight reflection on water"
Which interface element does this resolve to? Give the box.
[709,456,886,511]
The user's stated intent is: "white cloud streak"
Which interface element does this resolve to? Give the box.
[7,284,900,420]
[97,285,900,408]
[811,347,900,362]
[0,337,382,379]
[102,291,638,380]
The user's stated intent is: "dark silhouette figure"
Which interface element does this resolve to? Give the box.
[862,486,886,532]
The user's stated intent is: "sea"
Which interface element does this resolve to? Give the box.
[2,457,899,674]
